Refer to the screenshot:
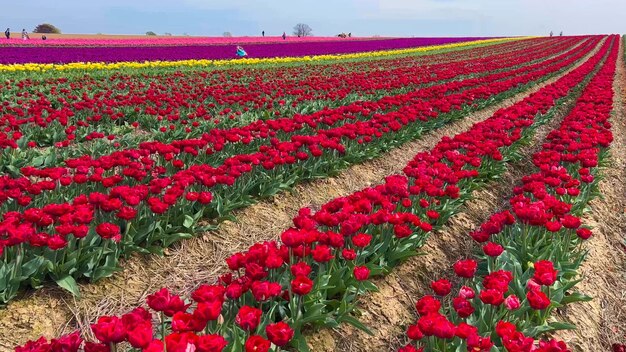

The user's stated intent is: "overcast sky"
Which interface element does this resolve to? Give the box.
[1,0,623,37]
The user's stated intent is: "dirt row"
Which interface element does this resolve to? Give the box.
[0,39,606,350]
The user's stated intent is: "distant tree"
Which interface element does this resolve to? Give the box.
[183,32,189,36]
[223,32,233,37]
[33,23,61,34]
[164,32,172,36]
[293,23,313,37]
[146,31,157,36]
[372,34,381,38]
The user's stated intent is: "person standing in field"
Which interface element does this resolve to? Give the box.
[236,45,247,58]
[21,29,29,40]
[4,28,9,39]
[282,32,286,40]
[262,30,265,37]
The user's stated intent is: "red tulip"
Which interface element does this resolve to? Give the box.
[244,335,270,352]
[165,332,199,352]
[453,259,477,278]
[479,289,505,306]
[50,332,82,352]
[196,334,228,352]
[431,279,452,296]
[452,296,475,318]
[265,322,294,347]
[415,295,441,316]
[406,324,423,340]
[126,321,153,348]
[235,306,262,331]
[533,260,558,286]
[482,242,504,257]
[353,266,370,281]
[91,316,126,344]
[291,275,313,296]
[527,289,551,310]
[95,222,121,242]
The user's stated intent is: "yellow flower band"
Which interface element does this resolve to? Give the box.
[0,37,534,73]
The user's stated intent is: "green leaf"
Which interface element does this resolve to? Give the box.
[362,281,379,292]
[162,232,193,247]
[523,324,556,337]
[55,276,81,298]
[389,249,418,262]
[302,302,327,321]
[561,292,592,304]
[291,331,311,352]
[0,265,10,290]
[5,164,20,177]
[31,156,45,166]
[323,316,340,328]
[183,215,194,228]
[548,322,577,331]
[21,257,45,278]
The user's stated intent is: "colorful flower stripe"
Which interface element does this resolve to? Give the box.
[0,38,591,238]
[0,37,527,72]
[0,37,565,151]
[1,37,593,202]
[0,37,595,304]
[0,37,568,154]
[397,35,618,352]
[0,36,378,47]
[0,37,581,171]
[13,35,612,352]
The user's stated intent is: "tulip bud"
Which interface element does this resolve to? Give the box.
[504,295,521,310]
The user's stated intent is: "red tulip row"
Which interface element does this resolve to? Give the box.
[397,35,619,352]
[0,38,580,153]
[0,36,599,304]
[12,36,615,352]
[0,36,597,209]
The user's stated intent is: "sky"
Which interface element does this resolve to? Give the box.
[1,0,623,37]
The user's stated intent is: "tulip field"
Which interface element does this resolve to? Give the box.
[1,34,625,352]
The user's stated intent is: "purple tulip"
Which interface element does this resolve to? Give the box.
[0,37,495,64]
